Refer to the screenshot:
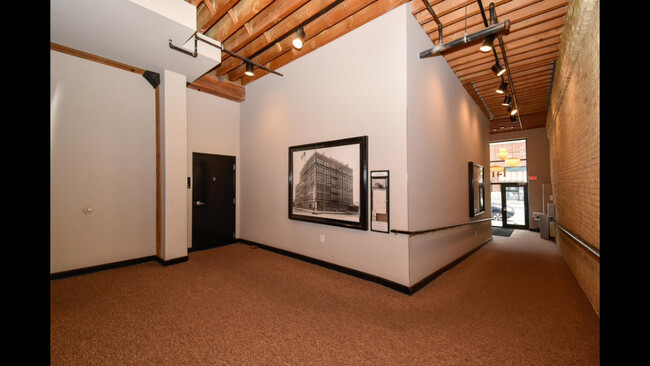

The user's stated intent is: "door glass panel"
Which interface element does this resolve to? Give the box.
[490,184,503,227]
[505,186,526,226]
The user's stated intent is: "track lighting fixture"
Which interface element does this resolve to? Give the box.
[480,34,494,53]
[491,60,505,77]
[245,62,254,76]
[502,94,511,106]
[292,27,305,50]
[510,105,518,116]
[510,115,517,122]
[496,79,507,94]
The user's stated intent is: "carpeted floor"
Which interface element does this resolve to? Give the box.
[50,230,599,365]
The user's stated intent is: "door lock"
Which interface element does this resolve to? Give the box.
[195,201,206,206]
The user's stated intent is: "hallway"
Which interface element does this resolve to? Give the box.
[50,229,599,365]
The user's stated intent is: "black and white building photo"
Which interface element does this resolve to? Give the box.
[293,151,358,219]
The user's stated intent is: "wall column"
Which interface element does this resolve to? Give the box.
[158,69,189,262]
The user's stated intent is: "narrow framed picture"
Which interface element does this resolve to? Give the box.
[288,136,368,230]
[468,161,486,217]
[370,170,389,233]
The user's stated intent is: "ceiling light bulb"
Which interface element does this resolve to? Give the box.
[510,106,518,116]
[480,35,494,53]
[293,27,305,50]
[245,62,254,76]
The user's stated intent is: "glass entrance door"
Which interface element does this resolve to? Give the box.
[504,184,528,228]
[491,183,529,229]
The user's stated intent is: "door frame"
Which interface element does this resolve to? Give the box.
[492,182,529,229]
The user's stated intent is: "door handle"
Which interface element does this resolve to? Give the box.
[196,201,206,206]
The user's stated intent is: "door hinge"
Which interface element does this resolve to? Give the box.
[233,198,236,204]
[232,232,235,238]
[233,164,236,171]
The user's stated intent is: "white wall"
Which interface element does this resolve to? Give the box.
[186,88,241,246]
[50,50,156,273]
[404,7,492,285]
[239,4,412,285]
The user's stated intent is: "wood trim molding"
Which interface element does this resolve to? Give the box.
[50,42,146,75]
[155,85,162,258]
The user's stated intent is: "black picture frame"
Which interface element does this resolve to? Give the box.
[468,162,486,217]
[289,136,368,230]
[370,170,390,233]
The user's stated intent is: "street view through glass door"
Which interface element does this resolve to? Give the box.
[489,139,529,229]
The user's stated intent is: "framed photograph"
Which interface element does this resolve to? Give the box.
[468,161,486,217]
[370,170,390,233]
[289,136,368,230]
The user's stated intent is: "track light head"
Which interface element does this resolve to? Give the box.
[480,34,494,53]
[491,61,506,77]
[245,62,254,76]
[510,106,518,116]
[502,94,511,106]
[496,80,508,94]
[293,27,305,50]
[510,115,517,122]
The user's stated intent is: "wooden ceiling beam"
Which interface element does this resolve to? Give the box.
[239,0,410,85]
[226,0,376,82]
[457,51,558,83]
[441,17,565,63]
[215,0,341,77]
[188,74,246,102]
[204,0,274,42]
[423,0,567,45]
[220,0,310,57]
[197,0,239,34]
[417,0,526,39]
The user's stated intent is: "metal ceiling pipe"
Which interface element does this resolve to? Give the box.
[196,35,284,76]
[419,20,510,58]
[422,0,443,45]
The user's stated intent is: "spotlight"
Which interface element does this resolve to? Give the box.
[480,34,494,53]
[292,27,305,50]
[510,106,518,116]
[491,61,505,77]
[510,115,517,122]
[496,80,508,94]
[245,62,254,76]
[502,94,511,106]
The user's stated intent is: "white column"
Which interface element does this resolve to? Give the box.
[160,69,188,260]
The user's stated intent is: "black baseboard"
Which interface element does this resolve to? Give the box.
[237,238,412,295]
[50,254,188,280]
[50,238,492,293]
[154,255,189,266]
[237,237,492,295]
[409,237,493,293]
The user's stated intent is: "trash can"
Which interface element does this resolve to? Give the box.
[539,213,550,239]
[531,212,543,230]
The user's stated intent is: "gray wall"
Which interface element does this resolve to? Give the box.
[405,6,492,285]
[50,50,156,273]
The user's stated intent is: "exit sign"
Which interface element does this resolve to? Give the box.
[529,176,537,181]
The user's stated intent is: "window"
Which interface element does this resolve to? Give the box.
[489,139,527,183]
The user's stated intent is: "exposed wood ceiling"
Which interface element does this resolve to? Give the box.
[187,0,569,134]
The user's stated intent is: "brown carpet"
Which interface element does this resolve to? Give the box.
[50,230,599,365]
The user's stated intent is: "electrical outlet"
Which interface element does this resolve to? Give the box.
[320,235,325,243]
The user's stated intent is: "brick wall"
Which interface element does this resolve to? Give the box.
[546,0,599,317]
